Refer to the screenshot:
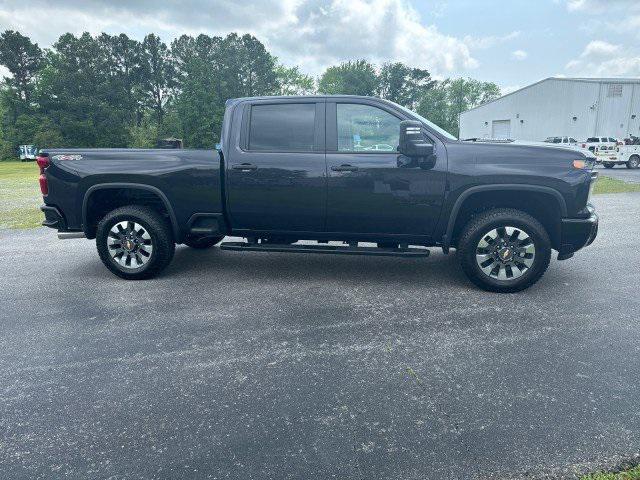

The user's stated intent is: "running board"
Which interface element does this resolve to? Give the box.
[219,242,430,258]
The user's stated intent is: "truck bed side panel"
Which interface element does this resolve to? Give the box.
[42,148,222,237]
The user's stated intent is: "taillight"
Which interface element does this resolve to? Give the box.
[36,155,49,172]
[581,143,586,148]
[37,155,49,195]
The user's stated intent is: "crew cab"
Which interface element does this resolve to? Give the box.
[37,95,599,292]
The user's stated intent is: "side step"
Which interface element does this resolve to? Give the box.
[219,242,429,258]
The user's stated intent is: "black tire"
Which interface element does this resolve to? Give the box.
[183,235,224,249]
[626,155,640,169]
[457,208,551,293]
[603,162,615,169]
[96,205,175,280]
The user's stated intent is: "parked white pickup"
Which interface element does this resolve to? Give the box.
[606,145,640,169]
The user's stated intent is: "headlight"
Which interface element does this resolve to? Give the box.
[573,158,594,170]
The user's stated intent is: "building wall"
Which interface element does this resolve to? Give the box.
[459,78,640,141]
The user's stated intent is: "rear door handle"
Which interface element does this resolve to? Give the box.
[331,164,359,172]
[232,163,258,171]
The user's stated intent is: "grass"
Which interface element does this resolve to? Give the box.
[0,161,43,229]
[581,465,640,480]
[593,175,640,194]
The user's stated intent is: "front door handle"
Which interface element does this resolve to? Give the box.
[331,164,359,172]
[232,163,258,171]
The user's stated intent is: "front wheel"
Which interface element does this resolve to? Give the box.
[457,208,551,293]
[96,206,175,280]
[627,155,640,169]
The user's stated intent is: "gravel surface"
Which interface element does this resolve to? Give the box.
[1,193,639,479]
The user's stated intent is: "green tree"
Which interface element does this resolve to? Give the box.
[0,30,43,104]
[416,82,450,133]
[140,34,176,128]
[378,62,435,109]
[171,33,278,147]
[318,60,378,96]
[416,78,501,137]
[98,33,144,125]
[218,33,279,98]
[275,65,315,95]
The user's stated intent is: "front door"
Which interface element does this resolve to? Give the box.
[325,101,447,238]
[226,100,326,233]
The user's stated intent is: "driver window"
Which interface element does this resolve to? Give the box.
[337,104,400,152]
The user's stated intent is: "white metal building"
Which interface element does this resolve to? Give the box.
[459,77,640,141]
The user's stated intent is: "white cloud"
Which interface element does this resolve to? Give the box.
[462,31,520,50]
[580,40,621,58]
[0,0,480,77]
[511,49,528,61]
[565,40,640,76]
[563,0,640,38]
[566,0,640,12]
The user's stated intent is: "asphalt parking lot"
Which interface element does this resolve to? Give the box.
[1,192,639,479]
[595,164,640,183]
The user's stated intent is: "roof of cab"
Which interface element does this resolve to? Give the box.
[228,95,394,103]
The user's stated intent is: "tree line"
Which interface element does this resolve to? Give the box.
[0,30,500,158]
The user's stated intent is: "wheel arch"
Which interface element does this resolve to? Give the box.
[82,183,179,240]
[443,185,567,251]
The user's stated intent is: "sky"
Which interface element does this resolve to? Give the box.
[1,0,640,93]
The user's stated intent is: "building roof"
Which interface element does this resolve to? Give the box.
[462,76,640,115]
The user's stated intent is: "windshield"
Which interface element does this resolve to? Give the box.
[395,104,458,141]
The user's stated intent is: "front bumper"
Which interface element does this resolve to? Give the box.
[557,205,598,260]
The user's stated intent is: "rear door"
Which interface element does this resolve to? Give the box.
[226,99,326,233]
[325,100,447,238]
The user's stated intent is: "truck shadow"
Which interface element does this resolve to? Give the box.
[165,244,470,288]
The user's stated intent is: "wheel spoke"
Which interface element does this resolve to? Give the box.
[107,219,153,270]
[476,224,536,281]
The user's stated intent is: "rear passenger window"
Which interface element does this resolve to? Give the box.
[249,103,316,152]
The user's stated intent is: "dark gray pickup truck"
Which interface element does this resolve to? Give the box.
[37,95,598,292]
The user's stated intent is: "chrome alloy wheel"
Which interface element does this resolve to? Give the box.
[475,226,535,281]
[107,221,153,269]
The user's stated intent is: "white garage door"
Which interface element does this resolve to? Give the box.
[492,120,511,140]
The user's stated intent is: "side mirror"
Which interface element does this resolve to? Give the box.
[399,120,435,168]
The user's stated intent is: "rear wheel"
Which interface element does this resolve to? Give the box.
[627,155,640,169]
[96,206,175,280]
[184,235,224,249]
[603,162,615,169]
[457,208,551,293]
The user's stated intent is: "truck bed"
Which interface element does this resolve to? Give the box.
[41,148,224,241]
